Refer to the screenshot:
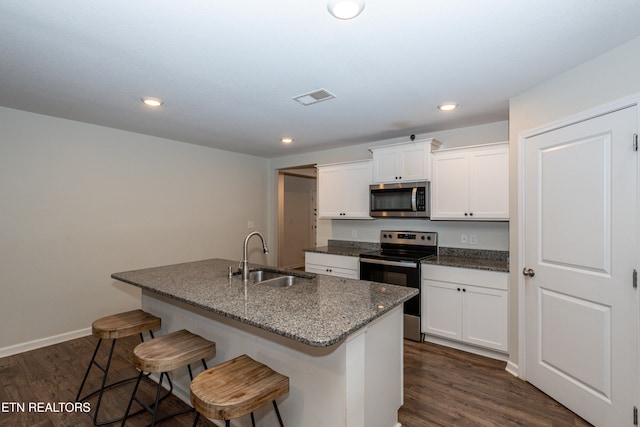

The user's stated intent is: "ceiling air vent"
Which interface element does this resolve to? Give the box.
[292,89,336,106]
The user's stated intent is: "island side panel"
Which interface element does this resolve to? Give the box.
[344,305,404,427]
[141,290,404,427]
[365,306,403,427]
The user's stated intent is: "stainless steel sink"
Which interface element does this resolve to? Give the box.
[248,269,314,288]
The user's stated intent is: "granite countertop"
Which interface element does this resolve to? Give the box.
[111,258,416,348]
[422,256,509,272]
[306,240,510,273]
[304,246,372,257]
[304,239,379,257]
[422,248,509,272]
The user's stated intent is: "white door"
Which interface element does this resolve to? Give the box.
[423,280,462,341]
[431,150,469,219]
[398,145,427,181]
[524,105,638,426]
[468,146,509,219]
[463,285,508,352]
[317,166,344,218]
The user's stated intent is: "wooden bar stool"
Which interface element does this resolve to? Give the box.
[76,309,161,426]
[190,354,289,427]
[121,329,216,426]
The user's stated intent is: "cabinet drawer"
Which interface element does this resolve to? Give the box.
[305,252,360,270]
[306,264,359,279]
[422,264,507,290]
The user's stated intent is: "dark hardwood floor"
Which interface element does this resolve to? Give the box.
[0,335,590,426]
[400,340,591,427]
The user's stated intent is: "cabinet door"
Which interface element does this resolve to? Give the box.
[462,286,508,352]
[422,280,461,340]
[398,145,429,181]
[305,252,360,279]
[468,147,509,219]
[343,162,372,218]
[317,166,346,218]
[306,263,359,279]
[431,151,469,219]
[305,264,331,275]
[372,148,399,182]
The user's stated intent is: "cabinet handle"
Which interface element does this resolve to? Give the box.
[469,212,473,216]
[462,288,466,292]
[457,288,461,291]
[464,213,468,216]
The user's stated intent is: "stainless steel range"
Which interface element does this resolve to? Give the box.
[359,230,437,342]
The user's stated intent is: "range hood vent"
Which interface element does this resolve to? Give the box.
[292,89,336,106]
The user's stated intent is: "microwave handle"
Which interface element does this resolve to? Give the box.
[411,187,417,211]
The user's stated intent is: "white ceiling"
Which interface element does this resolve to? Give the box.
[2,1,640,158]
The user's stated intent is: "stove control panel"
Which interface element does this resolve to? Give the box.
[380,230,437,246]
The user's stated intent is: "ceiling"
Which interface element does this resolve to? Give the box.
[2,1,640,158]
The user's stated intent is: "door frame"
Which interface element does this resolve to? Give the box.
[276,166,317,268]
[516,93,640,387]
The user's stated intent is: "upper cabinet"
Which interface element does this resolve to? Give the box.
[370,138,441,183]
[316,160,373,219]
[431,142,509,220]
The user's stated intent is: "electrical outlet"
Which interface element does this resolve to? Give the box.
[470,234,477,245]
[461,234,468,244]
[351,229,358,238]
[247,220,254,229]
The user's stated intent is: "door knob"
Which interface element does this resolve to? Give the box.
[522,268,535,277]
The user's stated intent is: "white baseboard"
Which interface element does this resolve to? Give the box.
[505,360,520,378]
[424,335,509,362]
[0,327,92,358]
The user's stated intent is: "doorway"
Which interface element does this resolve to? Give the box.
[277,165,317,269]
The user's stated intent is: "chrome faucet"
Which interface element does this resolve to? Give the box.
[241,231,269,281]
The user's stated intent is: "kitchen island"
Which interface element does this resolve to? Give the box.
[111,258,416,427]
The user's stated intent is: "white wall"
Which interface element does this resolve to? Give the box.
[507,36,640,365]
[270,121,510,251]
[0,107,270,354]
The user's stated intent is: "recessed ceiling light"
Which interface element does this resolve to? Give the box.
[281,137,294,144]
[327,0,365,20]
[141,97,164,107]
[438,102,458,111]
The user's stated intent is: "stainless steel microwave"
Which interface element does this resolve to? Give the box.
[369,181,430,218]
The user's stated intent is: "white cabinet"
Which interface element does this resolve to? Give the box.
[422,264,508,353]
[316,160,372,219]
[370,138,441,183]
[431,142,509,220]
[305,252,359,279]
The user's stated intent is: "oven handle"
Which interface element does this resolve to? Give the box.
[360,258,418,268]
[411,187,417,211]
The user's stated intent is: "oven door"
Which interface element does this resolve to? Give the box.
[359,258,423,341]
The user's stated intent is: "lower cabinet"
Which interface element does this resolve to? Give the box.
[422,264,508,353]
[304,252,359,280]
